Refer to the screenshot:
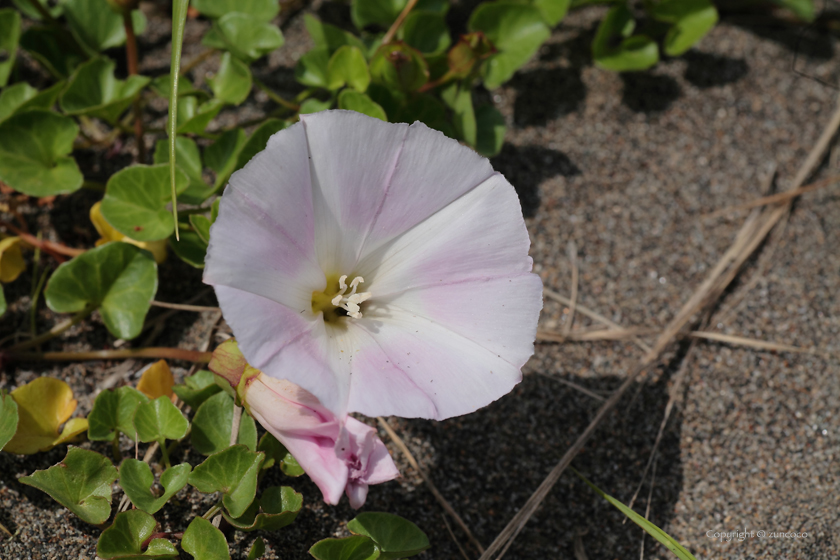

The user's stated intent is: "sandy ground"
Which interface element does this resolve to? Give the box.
[2,3,840,559]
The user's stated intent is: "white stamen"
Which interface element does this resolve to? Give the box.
[330,275,371,319]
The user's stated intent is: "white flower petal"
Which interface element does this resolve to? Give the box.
[355,120,494,257]
[350,308,524,419]
[358,173,533,296]
[213,285,350,415]
[300,111,408,273]
[204,122,324,309]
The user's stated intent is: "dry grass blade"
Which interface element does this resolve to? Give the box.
[703,173,840,219]
[690,331,815,355]
[377,417,485,555]
[562,241,579,338]
[535,372,605,401]
[480,96,840,560]
[537,327,658,343]
[442,514,473,560]
[150,301,221,313]
[543,288,652,354]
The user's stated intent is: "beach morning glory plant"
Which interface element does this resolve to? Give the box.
[204,110,542,421]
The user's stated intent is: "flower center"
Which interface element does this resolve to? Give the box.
[311,274,372,322]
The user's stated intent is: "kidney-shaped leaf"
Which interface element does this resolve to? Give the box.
[0,391,20,452]
[191,391,257,456]
[348,513,430,559]
[592,4,658,72]
[401,11,450,56]
[0,9,22,87]
[182,516,231,560]
[101,164,189,242]
[45,242,158,340]
[469,2,550,89]
[133,396,189,444]
[305,14,367,55]
[0,110,83,196]
[97,509,178,559]
[257,432,304,476]
[202,13,283,63]
[328,46,370,92]
[62,0,146,53]
[60,57,150,123]
[191,0,278,20]
[88,386,150,442]
[4,377,87,455]
[188,445,264,518]
[222,485,303,531]
[209,51,252,104]
[20,447,117,524]
[338,90,387,121]
[136,360,175,400]
[651,0,718,56]
[310,535,380,560]
[120,459,191,514]
[172,369,222,409]
[0,81,64,124]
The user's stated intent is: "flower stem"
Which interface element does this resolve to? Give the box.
[6,347,213,363]
[159,439,171,468]
[5,306,94,353]
[123,10,145,162]
[202,502,222,520]
[382,0,420,44]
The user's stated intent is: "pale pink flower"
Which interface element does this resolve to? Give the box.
[204,110,542,420]
[210,340,399,508]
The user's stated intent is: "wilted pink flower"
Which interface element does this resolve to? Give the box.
[210,340,399,508]
[204,110,542,420]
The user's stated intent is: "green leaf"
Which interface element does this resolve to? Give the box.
[88,386,150,442]
[20,447,117,525]
[169,0,190,236]
[257,432,304,476]
[771,0,815,21]
[352,0,405,30]
[469,2,551,89]
[0,391,19,451]
[202,13,284,63]
[45,242,158,340]
[328,46,370,91]
[173,370,222,409]
[650,0,718,57]
[11,0,62,21]
[175,97,224,134]
[153,138,214,205]
[0,9,21,88]
[182,516,230,560]
[441,82,475,146]
[205,129,246,190]
[400,12,450,56]
[60,58,150,124]
[533,0,570,26]
[0,285,5,316]
[305,14,367,55]
[209,52,252,104]
[222,486,302,531]
[190,215,212,244]
[338,90,387,120]
[310,536,380,560]
[169,228,207,269]
[188,444,264,518]
[235,118,287,170]
[150,74,206,100]
[0,81,65,124]
[191,0,279,21]
[475,104,505,156]
[191,391,257,455]
[0,110,83,196]
[247,538,266,560]
[347,513,430,559]
[133,396,189,444]
[119,460,191,514]
[299,98,333,114]
[296,48,331,88]
[101,164,190,242]
[62,0,146,53]
[19,27,84,78]
[573,468,699,560]
[97,509,178,559]
[370,43,429,91]
[592,5,658,72]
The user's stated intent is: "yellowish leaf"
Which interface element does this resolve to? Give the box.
[54,418,89,446]
[4,377,84,455]
[90,201,168,264]
[137,360,175,401]
[0,236,25,283]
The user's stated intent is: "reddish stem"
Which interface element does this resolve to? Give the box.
[6,347,213,363]
[0,221,85,260]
